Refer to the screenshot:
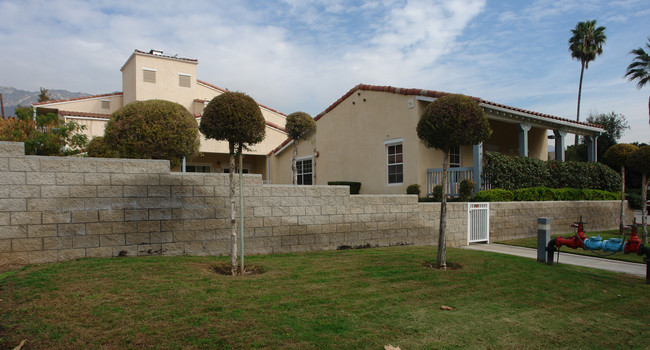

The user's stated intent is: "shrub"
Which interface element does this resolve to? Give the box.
[328,181,361,194]
[431,185,443,201]
[512,187,556,201]
[474,189,514,202]
[406,184,421,195]
[86,136,118,158]
[458,179,475,201]
[553,188,587,201]
[626,192,643,210]
[105,100,200,167]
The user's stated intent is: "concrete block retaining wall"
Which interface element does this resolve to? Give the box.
[0,141,630,266]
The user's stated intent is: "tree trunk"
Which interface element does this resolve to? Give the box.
[437,150,449,270]
[229,143,238,275]
[291,141,298,185]
[642,173,648,244]
[620,165,626,234]
[575,59,585,146]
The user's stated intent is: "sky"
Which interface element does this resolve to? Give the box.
[1,0,648,143]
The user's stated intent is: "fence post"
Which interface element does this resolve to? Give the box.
[537,217,550,263]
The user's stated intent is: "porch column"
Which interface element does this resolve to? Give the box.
[586,135,599,162]
[473,143,483,193]
[516,123,531,157]
[553,130,567,162]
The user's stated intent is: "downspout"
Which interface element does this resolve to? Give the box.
[266,155,270,185]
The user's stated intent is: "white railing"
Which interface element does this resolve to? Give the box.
[426,167,473,196]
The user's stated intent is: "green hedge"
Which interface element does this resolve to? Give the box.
[482,152,620,192]
[474,188,620,202]
[328,181,361,194]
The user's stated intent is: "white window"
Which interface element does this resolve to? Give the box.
[143,68,157,83]
[179,73,191,88]
[186,165,211,173]
[450,146,461,168]
[385,139,403,184]
[296,157,313,185]
[101,100,110,109]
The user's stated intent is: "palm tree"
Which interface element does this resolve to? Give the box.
[625,38,650,123]
[569,20,607,145]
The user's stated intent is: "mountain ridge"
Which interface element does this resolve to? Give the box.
[1,86,90,118]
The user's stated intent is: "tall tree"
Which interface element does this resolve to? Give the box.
[416,94,491,269]
[103,100,200,167]
[38,87,52,102]
[199,92,266,275]
[285,111,316,185]
[603,143,638,233]
[0,111,87,155]
[569,20,607,145]
[624,37,650,123]
[627,146,650,243]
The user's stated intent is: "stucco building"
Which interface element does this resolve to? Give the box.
[268,84,605,195]
[33,49,287,182]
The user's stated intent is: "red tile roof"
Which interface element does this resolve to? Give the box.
[59,110,111,119]
[270,83,604,156]
[315,84,601,129]
[33,92,123,106]
[196,80,286,117]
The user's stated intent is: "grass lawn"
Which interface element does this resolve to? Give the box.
[1,246,649,349]
[497,229,649,263]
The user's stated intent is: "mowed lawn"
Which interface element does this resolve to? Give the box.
[1,246,648,349]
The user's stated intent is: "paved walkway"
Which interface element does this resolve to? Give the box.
[462,243,647,278]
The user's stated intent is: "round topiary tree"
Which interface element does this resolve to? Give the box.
[86,136,119,158]
[285,111,316,185]
[627,145,650,242]
[103,99,200,167]
[416,94,492,269]
[604,143,639,233]
[199,91,266,275]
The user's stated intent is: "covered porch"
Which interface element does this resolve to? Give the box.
[424,101,605,197]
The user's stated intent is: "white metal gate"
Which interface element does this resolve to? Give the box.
[467,203,489,244]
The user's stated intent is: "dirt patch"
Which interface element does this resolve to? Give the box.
[211,263,266,276]
[422,261,463,270]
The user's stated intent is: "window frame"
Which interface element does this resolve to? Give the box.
[296,156,313,185]
[384,138,404,185]
[142,68,157,83]
[178,73,192,88]
[449,145,461,168]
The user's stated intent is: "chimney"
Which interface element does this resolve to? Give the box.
[149,49,163,56]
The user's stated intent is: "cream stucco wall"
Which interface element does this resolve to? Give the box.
[121,52,198,111]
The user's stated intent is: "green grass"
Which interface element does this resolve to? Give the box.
[1,246,649,349]
[497,229,648,263]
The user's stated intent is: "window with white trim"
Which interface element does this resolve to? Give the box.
[143,68,156,83]
[296,158,313,185]
[387,142,403,184]
[449,146,461,168]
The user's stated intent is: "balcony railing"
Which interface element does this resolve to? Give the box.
[426,167,474,197]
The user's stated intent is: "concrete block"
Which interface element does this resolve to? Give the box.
[10,158,40,172]
[41,185,70,198]
[111,198,137,210]
[97,185,123,198]
[57,223,85,236]
[171,185,194,197]
[0,172,26,185]
[27,198,57,211]
[43,237,72,250]
[0,225,27,239]
[184,219,205,231]
[194,186,215,197]
[0,198,27,212]
[71,210,99,223]
[100,234,125,246]
[148,209,172,221]
[69,158,98,173]
[84,173,111,185]
[84,198,112,210]
[148,185,171,197]
[96,160,124,173]
[125,232,150,245]
[58,248,86,261]
[150,232,173,244]
[112,222,138,234]
[137,221,161,232]
[111,174,136,185]
[173,231,196,242]
[160,219,184,231]
[98,210,125,223]
[195,230,216,241]
[26,172,55,185]
[28,224,58,238]
[123,159,169,174]
[124,209,148,221]
[56,172,84,185]
[12,237,43,251]
[0,212,8,225]
[161,242,184,255]
[134,174,160,186]
[28,250,58,264]
[11,212,42,225]
[70,185,97,198]
[113,245,137,257]
[73,235,100,248]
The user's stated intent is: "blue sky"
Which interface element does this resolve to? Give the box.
[1,0,648,143]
